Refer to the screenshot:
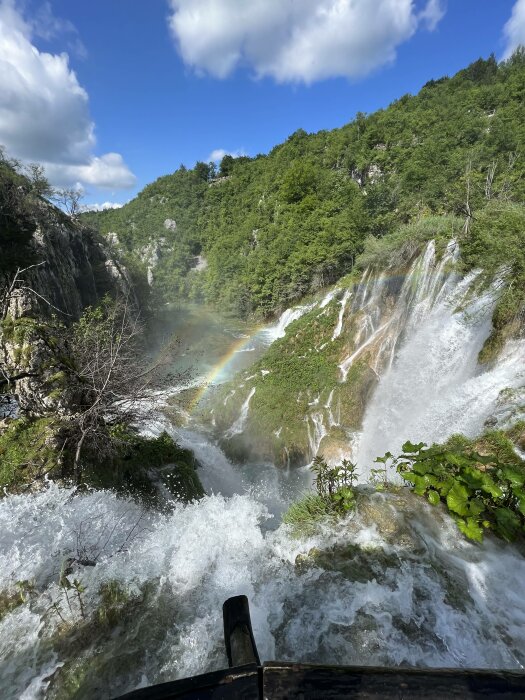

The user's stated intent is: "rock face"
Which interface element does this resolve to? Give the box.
[6,209,129,320]
[139,237,168,286]
[0,394,18,419]
[0,199,132,415]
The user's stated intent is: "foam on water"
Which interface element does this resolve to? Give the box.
[1,485,525,698]
[2,242,525,697]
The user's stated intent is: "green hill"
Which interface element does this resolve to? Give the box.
[82,52,525,318]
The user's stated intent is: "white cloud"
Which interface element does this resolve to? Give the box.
[0,0,135,189]
[30,1,88,59]
[418,0,445,31]
[503,0,525,59]
[80,201,125,212]
[168,0,445,84]
[45,154,137,190]
[206,148,245,162]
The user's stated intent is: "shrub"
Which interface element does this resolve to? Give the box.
[380,440,525,542]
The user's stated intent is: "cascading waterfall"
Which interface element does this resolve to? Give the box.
[224,387,256,438]
[355,245,524,479]
[338,240,459,382]
[307,412,328,458]
[272,304,316,339]
[332,289,352,340]
[325,389,341,428]
[2,240,525,699]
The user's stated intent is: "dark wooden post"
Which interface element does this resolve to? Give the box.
[223,595,261,668]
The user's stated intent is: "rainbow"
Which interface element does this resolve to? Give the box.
[187,327,266,413]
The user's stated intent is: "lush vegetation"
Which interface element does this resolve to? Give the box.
[0,418,203,503]
[0,291,203,501]
[283,456,358,536]
[0,417,56,488]
[379,439,525,543]
[83,53,525,317]
[203,273,378,466]
[284,429,525,544]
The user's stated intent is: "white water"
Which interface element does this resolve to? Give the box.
[270,287,344,341]
[332,289,352,341]
[2,243,525,697]
[354,243,524,478]
[224,387,256,438]
[271,303,316,339]
[307,412,328,458]
[2,485,525,699]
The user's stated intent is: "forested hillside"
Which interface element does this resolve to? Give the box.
[82,53,525,317]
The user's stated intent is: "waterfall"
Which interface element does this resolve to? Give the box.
[307,412,327,458]
[319,288,339,308]
[2,241,525,698]
[325,389,340,427]
[224,387,256,438]
[332,289,352,340]
[338,241,460,383]
[271,303,316,339]
[354,242,524,480]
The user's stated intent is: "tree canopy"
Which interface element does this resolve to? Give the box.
[81,53,525,318]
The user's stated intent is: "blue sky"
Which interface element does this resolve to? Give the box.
[0,0,523,207]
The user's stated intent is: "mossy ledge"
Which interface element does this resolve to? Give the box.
[0,419,204,504]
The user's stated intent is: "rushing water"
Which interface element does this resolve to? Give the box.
[1,250,525,698]
[353,244,525,477]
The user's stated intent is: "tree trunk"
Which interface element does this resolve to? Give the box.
[74,429,88,485]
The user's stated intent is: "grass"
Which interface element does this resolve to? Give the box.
[444,428,525,470]
[282,493,335,536]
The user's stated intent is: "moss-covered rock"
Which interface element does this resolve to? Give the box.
[85,430,205,504]
[0,418,204,504]
[0,416,58,490]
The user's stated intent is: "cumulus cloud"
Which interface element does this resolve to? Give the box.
[503,0,525,59]
[45,154,136,190]
[80,201,125,213]
[206,148,246,162]
[168,0,445,84]
[0,0,135,189]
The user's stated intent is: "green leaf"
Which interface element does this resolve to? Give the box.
[444,452,469,467]
[427,490,440,506]
[398,470,413,483]
[423,474,440,488]
[446,482,470,517]
[494,507,521,541]
[501,467,525,488]
[466,498,485,518]
[437,479,454,497]
[479,473,503,498]
[411,461,432,476]
[456,517,484,542]
[411,474,428,496]
[459,466,484,490]
[402,441,426,454]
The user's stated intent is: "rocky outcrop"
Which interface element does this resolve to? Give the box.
[4,203,130,321]
[1,198,133,416]
[139,237,169,286]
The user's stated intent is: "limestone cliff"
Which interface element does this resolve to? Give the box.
[1,191,133,416]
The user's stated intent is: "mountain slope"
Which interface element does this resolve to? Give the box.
[83,53,525,317]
